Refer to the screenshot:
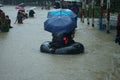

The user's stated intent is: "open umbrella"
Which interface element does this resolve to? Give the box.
[18,3,25,7]
[48,9,77,18]
[27,7,37,11]
[44,16,76,34]
[15,3,25,11]
[15,6,25,11]
[48,9,77,28]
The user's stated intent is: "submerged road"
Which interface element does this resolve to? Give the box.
[0,6,120,80]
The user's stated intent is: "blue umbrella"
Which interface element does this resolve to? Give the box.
[48,9,77,18]
[47,9,78,28]
[44,16,76,34]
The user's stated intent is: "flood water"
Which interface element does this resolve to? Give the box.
[0,6,120,80]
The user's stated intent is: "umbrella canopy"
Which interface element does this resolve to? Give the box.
[47,9,77,28]
[27,7,37,11]
[15,6,25,11]
[15,3,25,11]
[48,9,77,18]
[18,3,25,7]
[44,16,76,34]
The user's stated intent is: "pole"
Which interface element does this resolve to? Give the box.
[115,12,120,45]
[92,0,94,27]
[82,0,85,23]
[106,0,110,33]
[99,0,104,30]
[80,2,82,22]
[85,0,89,25]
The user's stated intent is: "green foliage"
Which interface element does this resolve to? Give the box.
[110,0,120,13]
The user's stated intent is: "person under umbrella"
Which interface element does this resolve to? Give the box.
[29,10,35,17]
[44,15,76,52]
[14,11,24,24]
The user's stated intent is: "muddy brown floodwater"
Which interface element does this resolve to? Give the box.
[0,6,120,80]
